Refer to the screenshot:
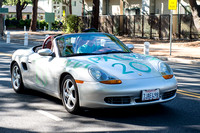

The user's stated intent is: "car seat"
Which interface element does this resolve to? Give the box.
[42,36,54,49]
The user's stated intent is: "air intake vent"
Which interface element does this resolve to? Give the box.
[162,90,176,100]
[104,96,131,104]
[21,62,28,70]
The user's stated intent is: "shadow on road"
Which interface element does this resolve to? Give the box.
[0,127,37,133]
[0,55,200,132]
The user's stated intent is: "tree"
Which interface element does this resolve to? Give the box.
[68,0,72,15]
[188,0,200,31]
[29,0,38,31]
[3,0,30,20]
[91,0,99,29]
[81,0,84,16]
[16,0,28,20]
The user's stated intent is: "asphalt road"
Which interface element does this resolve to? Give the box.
[0,41,200,133]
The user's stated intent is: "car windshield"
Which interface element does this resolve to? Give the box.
[55,33,132,57]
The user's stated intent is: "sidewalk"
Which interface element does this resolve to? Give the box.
[118,36,200,64]
[1,30,200,64]
[2,30,63,43]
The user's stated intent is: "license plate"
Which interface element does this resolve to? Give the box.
[142,89,160,101]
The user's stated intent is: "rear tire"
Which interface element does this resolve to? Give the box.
[61,75,80,114]
[11,62,24,93]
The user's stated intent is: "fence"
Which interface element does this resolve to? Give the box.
[80,14,200,40]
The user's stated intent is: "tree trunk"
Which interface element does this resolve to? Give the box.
[0,0,3,36]
[82,0,84,16]
[16,0,22,20]
[16,0,28,20]
[69,0,72,14]
[91,0,99,29]
[30,0,38,31]
[189,0,200,31]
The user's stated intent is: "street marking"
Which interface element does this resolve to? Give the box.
[178,82,200,86]
[36,110,63,122]
[178,92,200,99]
[0,52,12,57]
[177,89,200,99]
[178,89,200,96]
[174,68,200,74]
[0,77,11,81]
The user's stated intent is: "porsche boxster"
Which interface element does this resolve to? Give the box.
[10,33,177,113]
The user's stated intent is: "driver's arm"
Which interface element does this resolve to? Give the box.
[77,44,87,53]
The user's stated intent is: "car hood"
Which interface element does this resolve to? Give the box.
[68,53,162,80]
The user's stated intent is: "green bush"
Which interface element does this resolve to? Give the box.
[39,20,48,30]
[62,15,83,33]
[38,20,63,30]
[5,18,64,31]
[52,20,60,30]
[10,17,17,21]
[5,18,31,29]
[5,18,19,27]
[24,19,31,28]
[19,19,25,28]
[5,19,10,26]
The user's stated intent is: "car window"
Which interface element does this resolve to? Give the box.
[56,34,131,57]
[56,37,77,56]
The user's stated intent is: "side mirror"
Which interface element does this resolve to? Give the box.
[126,44,134,50]
[38,49,53,56]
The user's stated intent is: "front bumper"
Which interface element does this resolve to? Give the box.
[77,76,177,108]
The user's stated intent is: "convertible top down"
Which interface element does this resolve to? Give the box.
[10,33,177,113]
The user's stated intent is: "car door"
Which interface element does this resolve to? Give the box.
[27,52,56,93]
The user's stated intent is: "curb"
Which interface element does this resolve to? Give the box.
[11,39,43,46]
[0,38,43,46]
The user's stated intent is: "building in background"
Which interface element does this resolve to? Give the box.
[3,0,199,21]
[3,5,45,20]
[38,0,82,20]
[84,0,200,16]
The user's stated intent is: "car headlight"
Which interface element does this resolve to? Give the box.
[89,67,122,84]
[158,62,174,79]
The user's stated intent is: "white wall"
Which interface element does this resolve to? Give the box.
[109,0,120,15]
[39,0,82,19]
[38,0,53,12]
[142,0,150,14]
[85,0,93,14]
[155,0,170,14]
[72,0,82,16]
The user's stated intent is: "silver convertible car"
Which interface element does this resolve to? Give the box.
[10,33,177,113]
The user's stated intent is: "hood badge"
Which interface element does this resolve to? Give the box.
[138,73,142,76]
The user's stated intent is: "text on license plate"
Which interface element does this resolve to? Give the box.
[142,89,160,101]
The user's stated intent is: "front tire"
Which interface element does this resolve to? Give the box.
[11,62,24,93]
[61,75,80,114]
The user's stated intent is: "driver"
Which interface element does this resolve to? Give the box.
[77,37,102,53]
